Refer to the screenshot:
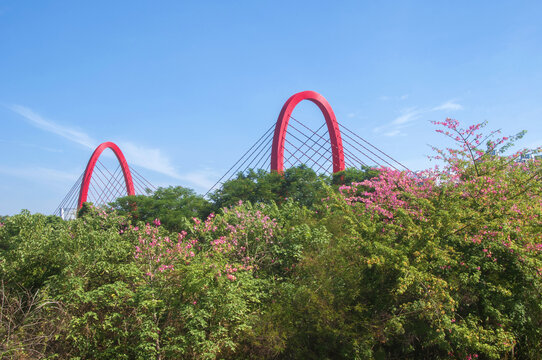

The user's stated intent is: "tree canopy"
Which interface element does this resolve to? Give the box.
[1,120,541,359]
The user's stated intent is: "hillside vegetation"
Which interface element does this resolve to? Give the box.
[1,120,541,359]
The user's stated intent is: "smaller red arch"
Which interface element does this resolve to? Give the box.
[77,142,135,209]
[271,90,345,173]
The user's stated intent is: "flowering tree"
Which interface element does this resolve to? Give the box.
[269,119,542,359]
[1,119,541,359]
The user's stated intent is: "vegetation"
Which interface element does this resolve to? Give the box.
[1,120,542,359]
[110,186,212,232]
[110,165,377,231]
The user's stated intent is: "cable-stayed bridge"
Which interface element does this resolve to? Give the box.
[54,142,155,220]
[55,90,407,219]
[206,90,409,194]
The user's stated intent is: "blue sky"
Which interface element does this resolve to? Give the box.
[1,1,542,215]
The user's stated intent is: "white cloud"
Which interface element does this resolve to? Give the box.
[0,166,79,183]
[392,107,421,125]
[178,169,219,190]
[432,100,463,111]
[117,142,218,190]
[9,105,96,149]
[0,139,63,153]
[383,130,402,137]
[7,104,217,191]
[375,99,464,137]
[117,141,181,179]
[344,111,366,120]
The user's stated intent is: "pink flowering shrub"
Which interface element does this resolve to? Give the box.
[3,119,542,359]
[132,223,194,278]
[274,119,542,359]
[129,200,279,279]
[339,167,436,222]
[120,200,284,358]
[196,202,278,270]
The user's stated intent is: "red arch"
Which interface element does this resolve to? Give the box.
[77,141,135,209]
[271,90,345,173]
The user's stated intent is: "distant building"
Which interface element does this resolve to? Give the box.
[60,208,77,221]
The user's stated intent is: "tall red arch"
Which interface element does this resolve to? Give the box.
[271,90,345,173]
[77,141,135,209]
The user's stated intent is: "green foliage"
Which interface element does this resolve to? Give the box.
[256,121,542,359]
[1,122,542,358]
[110,186,212,232]
[0,210,71,290]
[331,166,379,186]
[210,165,373,210]
[209,169,283,210]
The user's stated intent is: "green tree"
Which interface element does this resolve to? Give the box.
[209,169,283,210]
[110,186,212,232]
[258,120,542,359]
[1,120,541,359]
[210,165,367,211]
[331,166,379,186]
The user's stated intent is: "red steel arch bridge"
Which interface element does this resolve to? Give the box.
[55,90,408,219]
[54,142,155,220]
[206,90,409,194]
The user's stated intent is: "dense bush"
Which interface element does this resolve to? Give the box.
[1,120,541,359]
[109,186,212,233]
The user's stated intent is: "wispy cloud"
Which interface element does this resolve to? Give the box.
[9,105,96,149]
[0,166,79,183]
[117,141,181,179]
[118,142,218,191]
[432,100,463,111]
[392,107,421,125]
[0,139,63,153]
[110,142,218,191]
[374,99,464,137]
[7,104,213,189]
[177,169,219,190]
[383,130,403,137]
[345,111,366,120]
